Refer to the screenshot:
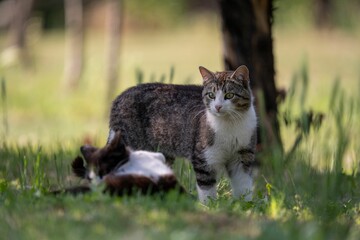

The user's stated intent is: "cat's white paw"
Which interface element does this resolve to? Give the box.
[230,168,254,201]
[196,184,217,204]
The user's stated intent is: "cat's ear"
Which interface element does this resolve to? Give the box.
[80,145,97,160]
[230,65,250,83]
[199,66,215,82]
[71,156,87,178]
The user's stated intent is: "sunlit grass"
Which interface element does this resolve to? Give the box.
[0,17,360,239]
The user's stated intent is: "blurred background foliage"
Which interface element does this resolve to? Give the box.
[0,2,360,238]
[1,0,360,31]
[0,0,359,144]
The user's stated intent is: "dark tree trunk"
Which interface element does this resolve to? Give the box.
[218,0,281,148]
[7,0,34,68]
[314,0,332,29]
[105,0,123,106]
[64,0,84,89]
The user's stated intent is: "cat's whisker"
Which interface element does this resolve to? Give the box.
[192,109,206,122]
[188,105,202,112]
[227,109,244,122]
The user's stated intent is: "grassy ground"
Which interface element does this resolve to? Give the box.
[1,16,360,239]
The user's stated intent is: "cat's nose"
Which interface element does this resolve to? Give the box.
[215,105,222,112]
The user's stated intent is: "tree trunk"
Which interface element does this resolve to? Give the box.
[64,0,84,89]
[218,0,281,148]
[6,0,34,68]
[314,0,332,29]
[105,0,123,106]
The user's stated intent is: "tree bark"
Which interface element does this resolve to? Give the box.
[314,0,332,29]
[218,0,281,148]
[105,0,123,106]
[64,0,84,89]
[6,0,34,68]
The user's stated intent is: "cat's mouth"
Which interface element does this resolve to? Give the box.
[210,109,228,117]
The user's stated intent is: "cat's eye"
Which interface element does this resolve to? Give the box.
[224,93,235,99]
[207,92,215,99]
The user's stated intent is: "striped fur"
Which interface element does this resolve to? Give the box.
[109,66,257,203]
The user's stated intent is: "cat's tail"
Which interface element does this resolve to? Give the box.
[106,129,116,144]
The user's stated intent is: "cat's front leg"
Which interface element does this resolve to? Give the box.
[226,155,255,201]
[196,184,217,204]
[227,163,254,201]
[192,158,217,204]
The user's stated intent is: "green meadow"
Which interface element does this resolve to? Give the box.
[1,8,360,240]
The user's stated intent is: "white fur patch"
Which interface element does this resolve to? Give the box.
[202,105,256,202]
[88,169,101,185]
[113,150,173,182]
[229,166,253,201]
[205,105,257,166]
[196,184,217,204]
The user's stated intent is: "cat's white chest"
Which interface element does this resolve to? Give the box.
[205,107,257,166]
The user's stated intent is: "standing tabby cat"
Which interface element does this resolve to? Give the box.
[108,65,257,203]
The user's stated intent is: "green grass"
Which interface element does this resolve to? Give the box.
[1,17,360,239]
[1,104,360,240]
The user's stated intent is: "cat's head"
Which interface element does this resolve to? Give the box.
[71,131,130,181]
[199,65,252,118]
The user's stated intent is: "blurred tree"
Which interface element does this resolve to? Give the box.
[105,0,123,106]
[218,0,281,148]
[314,0,333,28]
[35,0,65,30]
[5,0,34,68]
[0,0,14,29]
[64,0,84,89]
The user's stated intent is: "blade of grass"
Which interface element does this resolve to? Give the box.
[1,77,9,137]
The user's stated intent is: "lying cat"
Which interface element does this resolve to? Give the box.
[62,131,184,196]
[108,65,257,203]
